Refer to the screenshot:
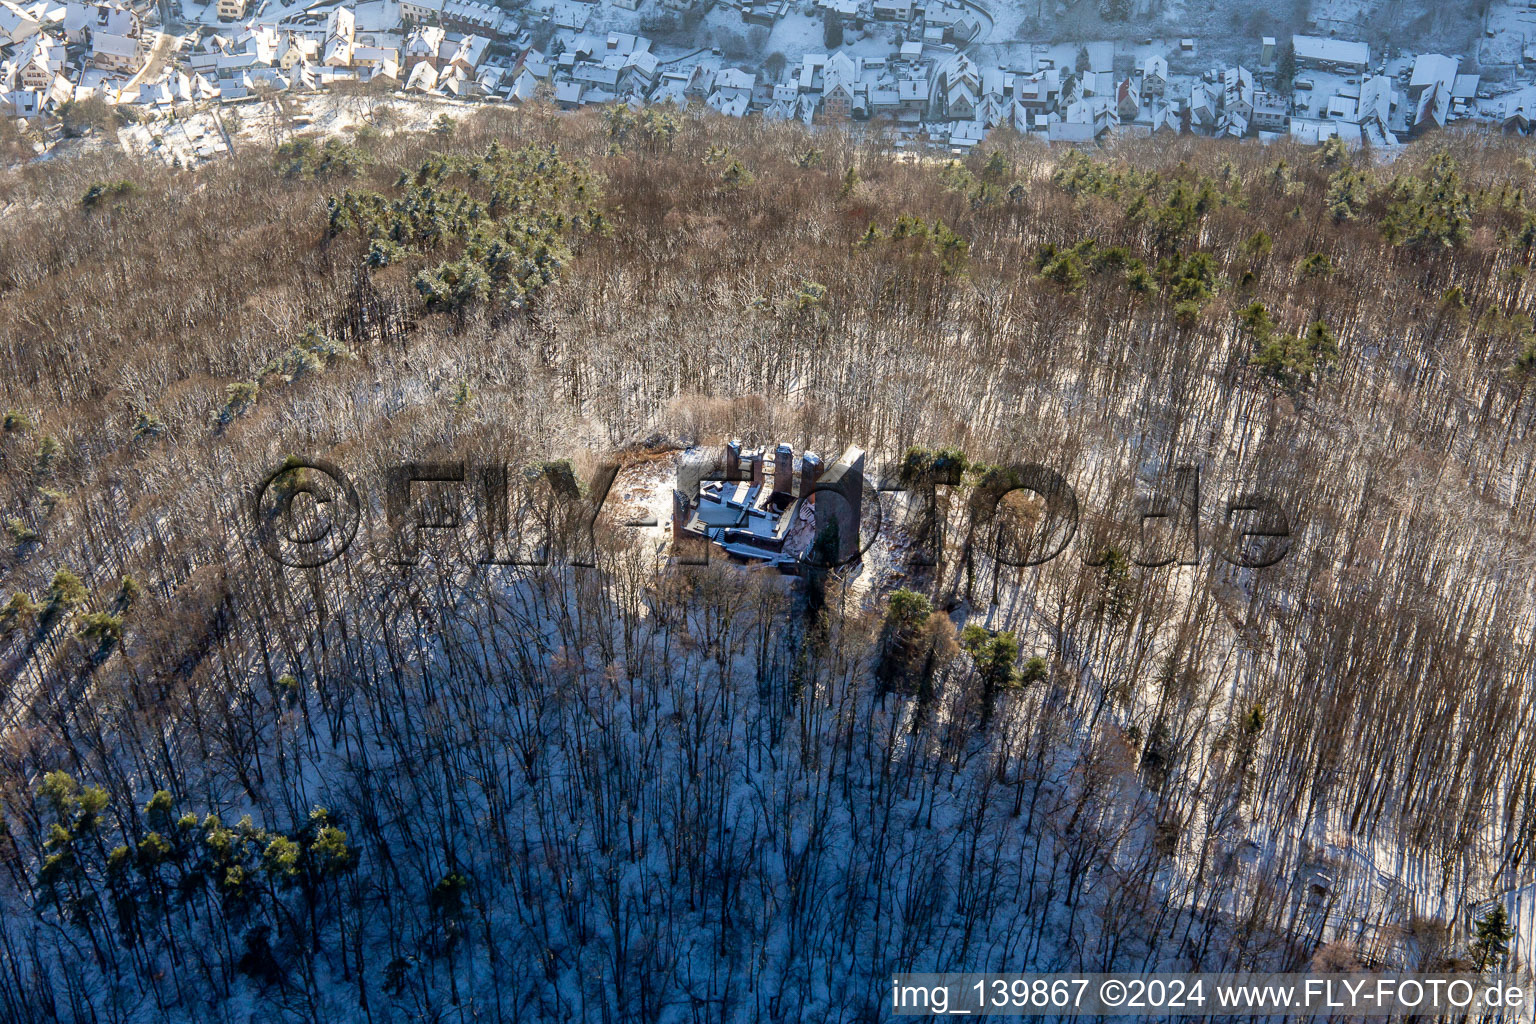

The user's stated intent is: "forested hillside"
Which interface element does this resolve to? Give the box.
[3,107,1536,1021]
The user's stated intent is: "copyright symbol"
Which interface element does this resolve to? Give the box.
[1099,980,1126,1007]
[253,457,361,568]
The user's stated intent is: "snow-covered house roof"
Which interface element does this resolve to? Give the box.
[215,51,265,71]
[1252,90,1287,119]
[1292,35,1368,70]
[62,1,136,43]
[650,74,687,106]
[1082,69,1115,97]
[930,51,977,90]
[1048,117,1098,143]
[686,64,715,96]
[715,67,754,92]
[238,23,278,51]
[1116,77,1138,119]
[623,48,657,81]
[441,34,487,70]
[1,87,44,116]
[1356,75,1392,123]
[508,66,538,100]
[351,45,397,66]
[822,50,860,91]
[276,33,317,67]
[604,30,640,54]
[571,61,617,88]
[139,79,173,105]
[440,0,502,32]
[0,0,41,43]
[405,58,437,90]
[35,2,70,28]
[1412,80,1450,134]
[1187,81,1216,125]
[1333,120,1363,146]
[1360,117,1399,148]
[1084,41,1112,74]
[1502,86,1536,130]
[17,30,51,61]
[92,31,135,57]
[325,5,354,41]
[706,87,748,116]
[946,79,975,111]
[1013,67,1058,107]
[403,24,444,62]
[1409,53,1458,95]
[549,1,587,29]
[1142,100,1171,132]
[949,117,985,148]
[1288,117,1335,145]
[1221,65,1254,108]
[1326,93,1356,120]
[322,36,352,66]
[511,47,550,79]
[763,94,796,119]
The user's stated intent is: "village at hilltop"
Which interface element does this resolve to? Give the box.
[6,0,1536,162]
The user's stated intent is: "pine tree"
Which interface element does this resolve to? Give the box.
[839,164,859,199]
[1093,545,1134,623]
[1472,904,1514,971]
[980,150,1010,184]
[44,568,87,620]
[875,589,933,695]
[821,10,843,50]
[1326,167,1369,222]
[1276,42,1296,88]
[961,624,1020,729]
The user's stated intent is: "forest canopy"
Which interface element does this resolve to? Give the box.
[3,107,1536,1020]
